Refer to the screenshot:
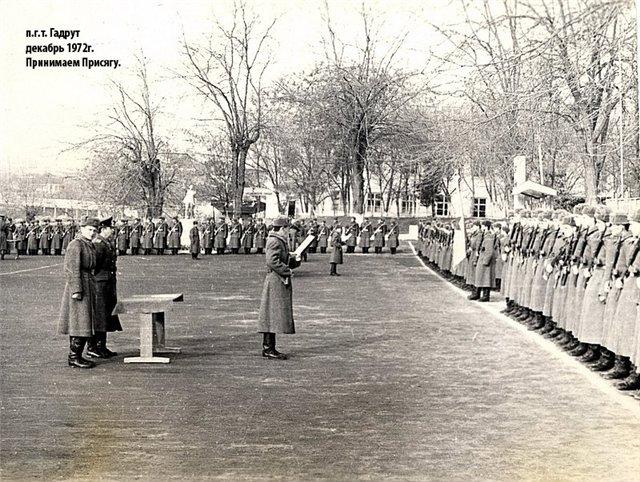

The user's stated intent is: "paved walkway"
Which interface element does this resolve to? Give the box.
[1,246,639,480]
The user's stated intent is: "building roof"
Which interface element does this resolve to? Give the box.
[513,180,557,199]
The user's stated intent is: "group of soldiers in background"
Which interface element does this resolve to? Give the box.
[0,214,401,259]
[418,204,640,393]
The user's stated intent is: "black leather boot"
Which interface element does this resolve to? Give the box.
[604,357,631,380]
[86,334,107,358]
[68,337,95,368]
[569,342,589,357]
[262,333,287,360]
[590,351,615,371]
[617,372,640,390]
[97,331,117,357]
[467,287,480,301]
[478,288,490,302]
[538,319,555,334]
[579,346,600,363]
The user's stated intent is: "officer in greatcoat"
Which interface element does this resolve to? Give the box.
[257,215,301,360]
[0,215,8,260]
[86,217,122,359]
[13,219,26,258]
[57,217,100,369]
[202,217,214,255]
[329,226,343,276]
[27,220,40,255]
[473,220,497,302]
[190,220,201,260]
[308,219,319,253]
[229,218,242,254]
[254,218,267,254]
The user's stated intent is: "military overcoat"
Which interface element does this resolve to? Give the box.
[93,235,122,332]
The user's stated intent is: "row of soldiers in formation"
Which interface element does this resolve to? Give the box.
[0,214,401,258]
[418,205,640,392]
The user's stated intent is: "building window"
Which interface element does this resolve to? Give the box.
[434,195,449,217]
[473,197,487,218]
[367,193,382,213]
[332,197,340,213]
[401,197,415,215]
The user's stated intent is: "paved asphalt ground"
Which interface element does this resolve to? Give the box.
[1,243,639,481]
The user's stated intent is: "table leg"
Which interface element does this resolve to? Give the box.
[124,313,170,363]
[152,312,181,354]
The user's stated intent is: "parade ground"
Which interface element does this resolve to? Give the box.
[1,244,640,481]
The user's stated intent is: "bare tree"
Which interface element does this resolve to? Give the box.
[182,2,275,214]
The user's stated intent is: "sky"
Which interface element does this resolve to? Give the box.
[0,0,462,175]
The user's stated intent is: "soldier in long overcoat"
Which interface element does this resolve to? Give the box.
[62,220,74,253]
[387,220,399,254]
[201,218,213,254]
[317,221,329,253]
[345,218,359,253]
[373,219,387,254]
[142,218,155,255]
[154,216,168,255]
[229,218,242,254]
[474,220,497,301]
[116,219,130,255]
[359,218,372,253]
[27,220,40,255]
[242,218,255,254]
[168,217,182,255]
[51,219,64,255]
[214,218,228,254]
[254,218,268,254]
[39,218,52,255]
[190,220,201,259]
[258,216,301,359]
[57,217,100,369]
[329,227,343,276]
[129,218,142,255]
[13,219,26,257]
[308,219,318,253]
[86,217,122,359]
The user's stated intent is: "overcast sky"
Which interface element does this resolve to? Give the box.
[0,0,464,175]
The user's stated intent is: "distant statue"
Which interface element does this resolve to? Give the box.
[183,185,196,219]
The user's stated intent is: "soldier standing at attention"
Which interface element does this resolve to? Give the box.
[288,219,300,252]
[142,217,155,255]
[116,219,129,255]
[257,216,301,360]
[473,220,497,302]
[308,219,318,253]
[51,219,64,255]
[317,220,329,253]
[373,218,387,254]
[167,216,182,255]
[57,217,100,369]
[359,218,372,254]
[229,217,242,254]
[86,217,122,359]
[202,217,213,255]
[387,219,399,254]
[40,218,52,255]
[345,217,359,253]
[242,217,255,254]
[154,216,168,255]
[329,226,344,276]
[254,218,267,254]
[190,220,201,260]
[27,220,39,255]
[129,218,142,255]
[214,217,228,254]
[14,219,26,258]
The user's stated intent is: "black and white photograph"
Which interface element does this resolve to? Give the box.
[1,0,640,480]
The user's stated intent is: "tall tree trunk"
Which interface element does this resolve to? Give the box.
[351,133,368,214]
[232,147,249,215]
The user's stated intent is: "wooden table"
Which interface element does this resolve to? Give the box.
[112,293,184,364]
